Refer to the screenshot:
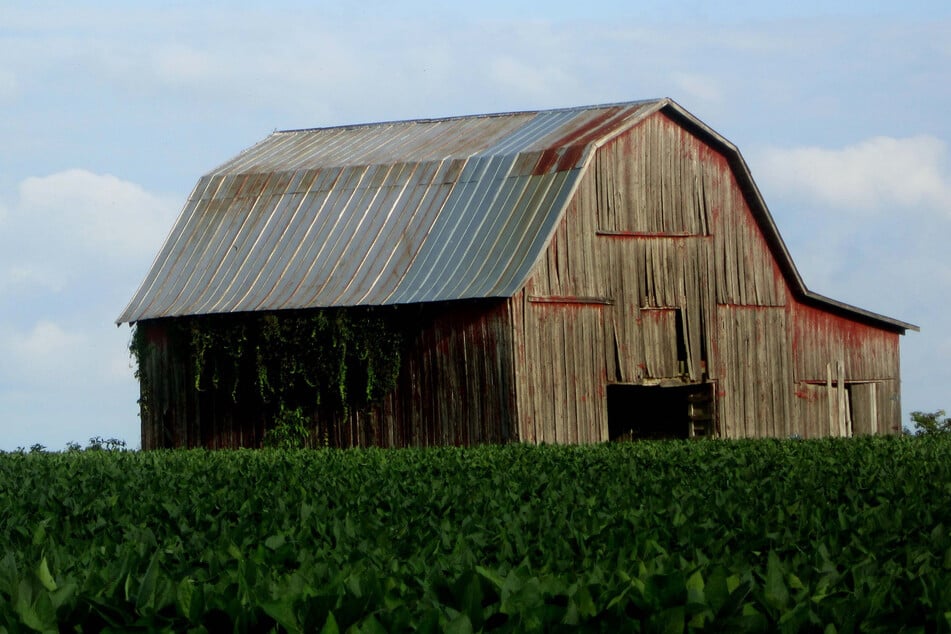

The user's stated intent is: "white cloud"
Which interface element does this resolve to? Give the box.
[755,135,951,214]
[9,319,81,360]
[0,316,137,386]
[0,320,83,383]
[1,169,179,306]
[0,170,176,446]
[16,169,179,260]
[0,264,66,294]
[0,317,140,450]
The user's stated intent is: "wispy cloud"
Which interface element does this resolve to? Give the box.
[755,136,951,214]
[15,169,179,260]
[0,169,174,448]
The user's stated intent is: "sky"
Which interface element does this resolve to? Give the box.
[1,2,949,450]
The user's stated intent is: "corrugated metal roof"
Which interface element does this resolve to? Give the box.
[118,100,662,322]
[117,98,916,334]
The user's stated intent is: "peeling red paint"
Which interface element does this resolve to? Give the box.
[556,144,587,172]
[541,107,624,151]
[795,388,817,400]
[533,148,560,175]
[533,106,654,175]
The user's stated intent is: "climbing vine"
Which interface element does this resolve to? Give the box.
[128,324,152,419]
[129,307,411,445]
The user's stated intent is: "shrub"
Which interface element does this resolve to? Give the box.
[910,409,951,436]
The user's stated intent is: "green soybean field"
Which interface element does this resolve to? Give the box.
[2,436,951,632]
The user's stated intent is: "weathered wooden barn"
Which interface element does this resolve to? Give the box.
[118,98,917,449]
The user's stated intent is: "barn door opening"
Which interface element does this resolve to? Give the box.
[607,383,715,440]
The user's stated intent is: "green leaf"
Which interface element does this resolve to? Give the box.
[726,574,741,595]
[0,552,18,596]
[49,580,76,612]
[261,597,301,633]
[31,522,46,547]
[15,577,57,634]
[765,551,789,611]
[354,614,386,634]
[320,611,340,634]
[742,603,761,617]
[651,605,685,634]
[265,534,286,550]
[176,577,203,623]
[787,573,805,591]
[36,558,56,593]
[135,551,173,617]
[686,570,705,605]
[704,568,729,612]
[475,566,505,590]
[568,584,597,622]
[452,570,484,625]
[445,613,474,634]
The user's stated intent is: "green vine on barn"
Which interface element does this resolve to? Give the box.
[129,307,408,444]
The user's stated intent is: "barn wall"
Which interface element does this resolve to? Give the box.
[788,299,902,435]
[713,305,794,438]
[137,320,267,450]
[520,110,900,441]
[353,300,518,447]
[510,293,609,444]
[138,302,517,450]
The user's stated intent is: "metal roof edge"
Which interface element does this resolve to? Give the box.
[275,99,667,135]
[116,177,213,325]
[802,291,919,334]
[207,131,283,176]
[588,98,671,150]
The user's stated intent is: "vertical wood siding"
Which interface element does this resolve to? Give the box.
[714,306,793,438]
[511,293,608,444]
[363,300,517,447]
[138,320,267,450]
[140,302,517,449]
[790,300,902,433]
[517,110,900,442]
[594,113,712,235]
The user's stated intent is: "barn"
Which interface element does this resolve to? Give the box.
[118,98,917,449]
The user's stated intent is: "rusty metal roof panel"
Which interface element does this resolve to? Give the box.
[118,97,917,335]
[117,99,669,322]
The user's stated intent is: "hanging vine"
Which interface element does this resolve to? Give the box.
[128,324,152,419]
[129,306,411,444]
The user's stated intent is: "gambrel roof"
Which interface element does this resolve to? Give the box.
[117,98,916,333]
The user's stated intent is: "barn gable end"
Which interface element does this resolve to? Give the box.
[120,99,916,448]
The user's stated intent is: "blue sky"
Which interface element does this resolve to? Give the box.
[1,2,949,450]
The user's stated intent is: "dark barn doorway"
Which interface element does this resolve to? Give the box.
[607,383,715,440]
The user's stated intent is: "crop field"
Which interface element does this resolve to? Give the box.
[2,436,951,632]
